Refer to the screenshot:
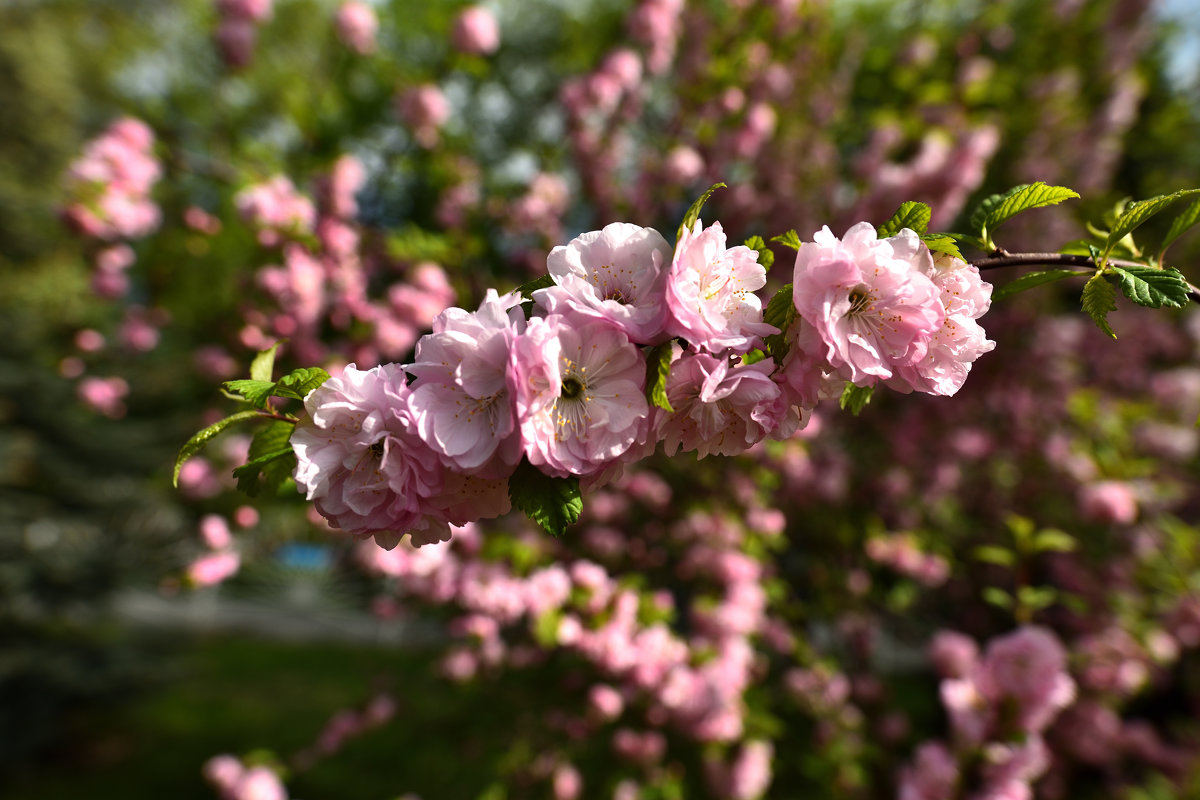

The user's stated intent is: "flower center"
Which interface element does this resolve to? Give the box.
[561,375,585,400]
[848,286,873,316]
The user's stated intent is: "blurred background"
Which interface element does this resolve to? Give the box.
[4,0,1200,798]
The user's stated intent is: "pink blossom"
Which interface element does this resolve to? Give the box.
[533,222,674,344]
[62,118,161,241]
[74,329,106,353]
[898,741,959,800]
[658,352,786,458]
[451,5,500,55]
[334,1,378,55]
[77,376,129,418]
[233,505,259,528]
[398,84,451,148]
[236,177,315,242]
[216,0,272,23]
[978,626,1075,734]
[231,765,287,800]
[929,630,979,679]
[406,290,525,475]
[664,145,705,185]
[728,739,774,800]
[588,684,624,720]
[792,223,944,386]
[184,206,222,234]
[665,220,776,355]
[203,754,245,794]
[187,550,241,587]
[511,315,649,478]
[199,514,233,550]
[1078,480,1138,524]
[552,763,582,800]
[214,17,258,69]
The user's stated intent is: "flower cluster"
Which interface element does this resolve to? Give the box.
[61,117,161,242]
[292,216,994,548]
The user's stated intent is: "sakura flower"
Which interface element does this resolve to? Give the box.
[658,351,786,458]
[978,626,1076,734]
[665,219,776,354]
[451,5,501,55]
[291,363,459,548]
[511,315,649,478]
[533,222,673,344]
[334,0,378,55]
[792,223,944,386]
[898,741,959,800]
[406,290,525,476]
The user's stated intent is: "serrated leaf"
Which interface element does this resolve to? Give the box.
[1162,198,1200,255]
[249,342,282,382]
[273,367,331,401]
[969,191,1005,238]
[1106,190,1200,254]
[173,410,262,487]
[839,382,874,415]
[677,182,726,240]
[233,449,296,497]
[973,183,1080,244]
[973,545,1016,567]
[919,234,963,260]
[991,269,1086,302]
[743,235,774,271]
[878,201,932,237]
[1033,529,1076,553]
[508,460,583,537]
[1111,265,1190,309]
[515,273,555,300]
[223,379,278,409]
[770,229,802,252]
[762,284,795,360]
[1081,272,1118,339]
[645,341,675,412]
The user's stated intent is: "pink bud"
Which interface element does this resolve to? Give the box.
[451,5,500,55]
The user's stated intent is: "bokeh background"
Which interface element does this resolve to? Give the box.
[4,0,1200,798]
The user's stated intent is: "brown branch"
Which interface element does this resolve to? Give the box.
[967,252,1148,272]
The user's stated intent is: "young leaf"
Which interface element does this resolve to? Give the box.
[1161,197,1200,256]
[839,382,874,415]
[877,201,932,237]
[174,410,262,487]
[1033,529,1076,553]
[762,284,795,360]
[677,182,727,240]
[973,545,1016,567]
[273,367,331,401]
[232,448,296,497]
[645,341,676,413]
[223,379,278,409]
[770,230,802,252]
[515,273,555,300]
[919,234,963,260]
[991,269,1086,302]
[1111,265,1190,309]
[970,182,1079,245]
[1105,189,1200,255]
[1081,272,1118,339]
[249,342,282,382]
[982,587,1013,610]
[508,460,583,537]
[743,235,775,271]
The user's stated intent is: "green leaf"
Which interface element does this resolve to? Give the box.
[173,410,262,487]
[970,182,1079,245]
[1033,529,1076,553]
[1106,190,1200,254]
[770,229,802,252]
[762,284,795,360]
[1081,272,1118,339]
[273,367,331,401]
[508,460,583,537]
[973,545,1016,567]
[233,448,296,497]
[919,234,963,260]
[677,182,727,240]
[877,201,931,237]
[744,235,774,271]
[1017,585,1057,611]
[250,342,282,382]
[223,379,278,409]
[982,587,1013,609]
[1162,197,1200,255]
[991,269,1087,302]
[1111,265,1190,309]
[233,420,297,496]
[514,273,555,300]
[645,341,676,413]
[839,382,874,415]
[532,610,562,648]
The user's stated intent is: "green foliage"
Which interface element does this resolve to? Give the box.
[507,461,582,538]
[1110,264,1190,309]
[233,421,297,497]
[918,234,963,260]
[1105,189,1200,257]
[173,410,262,487]
[992,269,1088,302]
[1081,272,1118,339]
[839,383,874,415]
[224,367,331,410]
[877,201,931,237]
[770,230,802,252]
[762,284,796,361]
[1160,198,1200,256]
[645,341,676,413]
[676,182,727,240]
[969,182,1080,250]
[743,234,775,270]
